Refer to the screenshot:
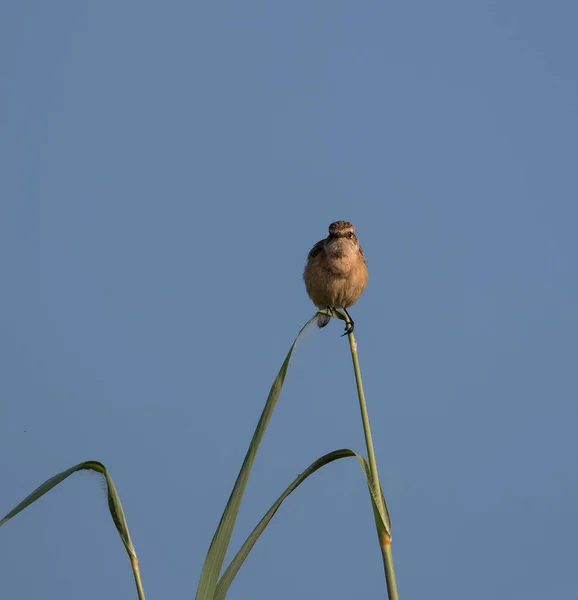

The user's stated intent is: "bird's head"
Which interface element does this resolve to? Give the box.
[326,221,360,256]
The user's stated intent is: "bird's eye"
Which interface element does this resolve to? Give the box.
[347,232,355,238]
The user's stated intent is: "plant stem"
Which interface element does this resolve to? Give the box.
[381,539,399,600]
[346,320,399,600]
[130,555,146,600]
[347,332,383,515]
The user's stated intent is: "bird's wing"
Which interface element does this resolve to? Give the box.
[307,239,325,260]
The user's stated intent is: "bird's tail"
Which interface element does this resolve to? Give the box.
[316,313,331,328]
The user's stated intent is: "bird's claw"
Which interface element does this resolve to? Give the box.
[341,322,354,337]
[341,308,355,337]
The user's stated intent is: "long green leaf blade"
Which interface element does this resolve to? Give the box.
[195,315,318,600]
[0,461,145,600]
[214,448,391,600]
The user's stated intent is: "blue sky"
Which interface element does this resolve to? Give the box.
[1,2,577,599]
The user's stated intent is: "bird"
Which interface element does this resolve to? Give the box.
[303,220,368,335]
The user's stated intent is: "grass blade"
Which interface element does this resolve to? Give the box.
[0,461,145,600]
[195,315,318,600]
[214,448,390,600]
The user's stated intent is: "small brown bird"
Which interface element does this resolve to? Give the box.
[303,220,368,334]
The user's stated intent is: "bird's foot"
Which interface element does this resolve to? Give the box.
[341,308,355,336]
[341,322,354,337]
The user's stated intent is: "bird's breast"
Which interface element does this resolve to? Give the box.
[304,253,368,309]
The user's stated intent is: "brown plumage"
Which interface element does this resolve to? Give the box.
[303,221,368,333]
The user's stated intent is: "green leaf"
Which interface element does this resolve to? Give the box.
[214,448,390,600]
[195,315,319,600]
[0,461,145,599]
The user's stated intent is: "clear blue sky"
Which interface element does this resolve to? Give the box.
[1,2,577,599]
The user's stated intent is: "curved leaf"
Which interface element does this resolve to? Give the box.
[195,315,319,600]
[0,461,145,599]
[214,448,391,600]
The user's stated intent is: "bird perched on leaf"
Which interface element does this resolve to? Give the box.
[303,221,368,335]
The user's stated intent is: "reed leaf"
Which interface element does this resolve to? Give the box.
[194,315,319,600]
[0,461,146,600]
[214,448,390,600]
